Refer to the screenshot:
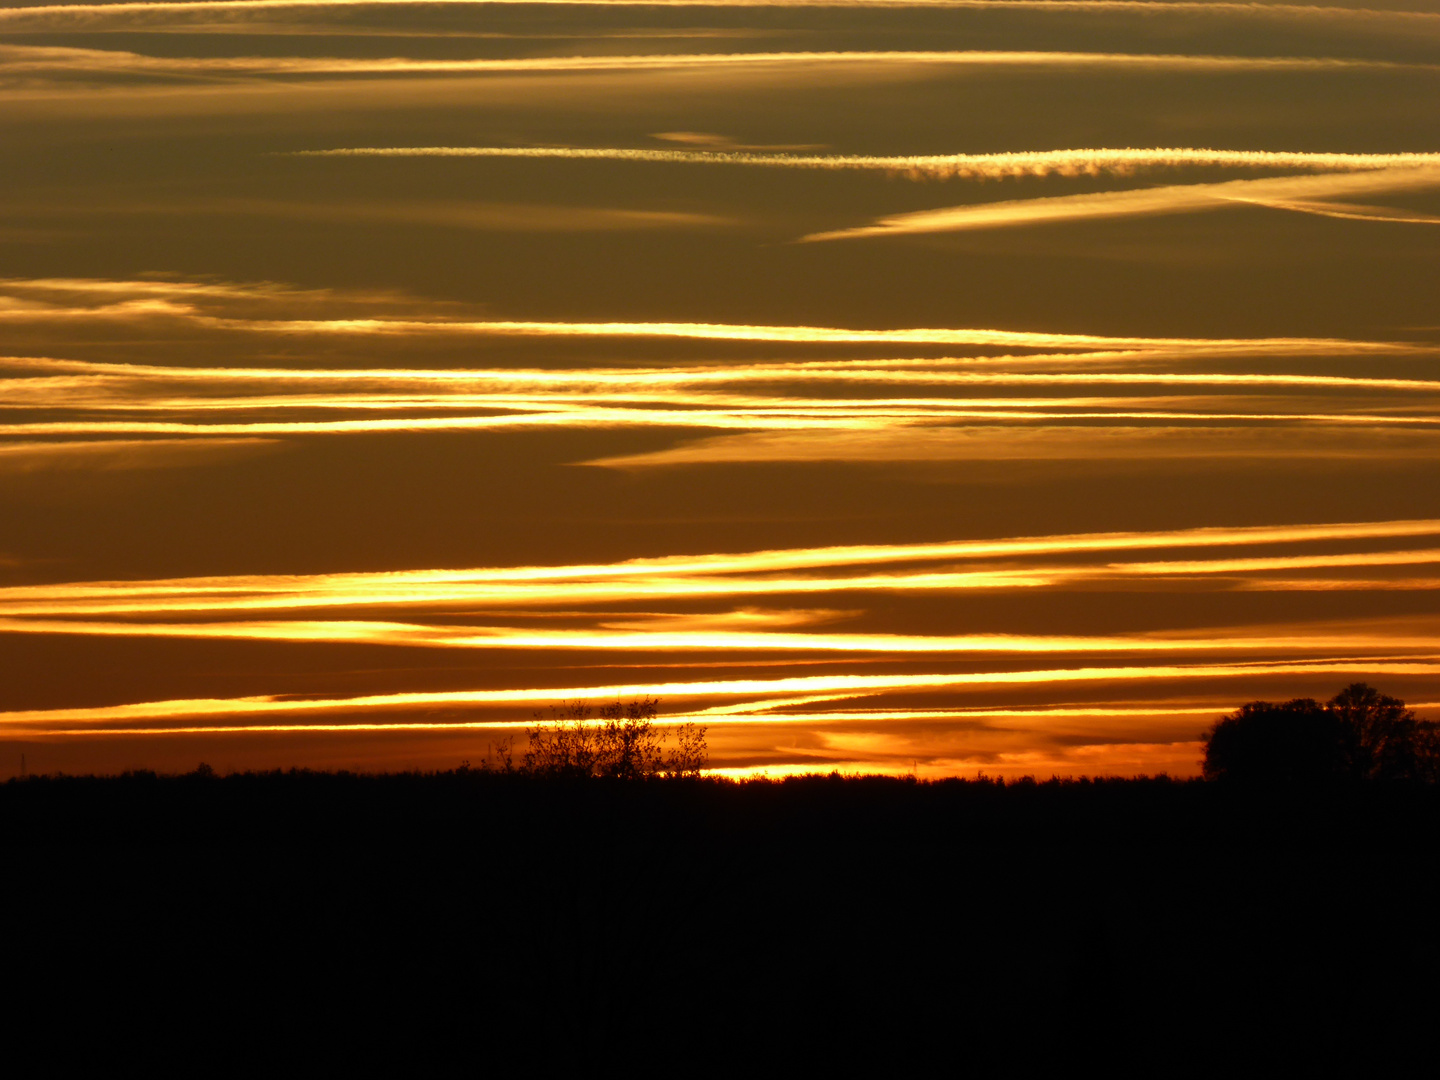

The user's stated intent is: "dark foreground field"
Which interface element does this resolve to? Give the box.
[6,771,1439,1063]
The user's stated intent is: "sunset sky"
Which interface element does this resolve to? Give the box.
[2,0,1438,777]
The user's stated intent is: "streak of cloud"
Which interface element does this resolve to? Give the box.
[3,278,1421,355]
[61,197,739,233]
[5,513,1435,773]
[2,277,1434,493]
[1220,196,1440,225]
[586,424,1440,468]
[6,658,1440,735]
[3,1,1437,29]
[8,354,1440,395]
[805,166,1440,239]
[0,438,279,472]
[3,519,1438,620]
[806,166,1440,240]
[5,615,1438,659]
[1,44,1426,83]
[297,145,1440,182]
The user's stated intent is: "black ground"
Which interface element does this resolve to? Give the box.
[6,771,1438,1065]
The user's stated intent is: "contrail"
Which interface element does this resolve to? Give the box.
[805,165,1440,239]
[292,146,1440,181]
[2,45,1427,78]
[5,1,1438,20]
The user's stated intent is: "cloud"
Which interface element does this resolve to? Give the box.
[297,145,1440,182]
[0,44,1424,85]
[3,281,1432,478]
[3,1,1438,34]
[2,386,1433,441]
[11,278,1420,353]
[5,517,1437,774]
[586,423,1440,467]
[67,196,736,233]
[804,166,1440,239]
[0,276,421,324]
[1219,196,1440,225]
[6,658,1440,736]
[3,518,1437,620]
[0,437,279,472]
[7,352,1438,396]
[650,130,828,152]
[6,613,1438,660]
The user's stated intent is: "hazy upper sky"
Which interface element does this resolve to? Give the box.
[2,0,1438,777]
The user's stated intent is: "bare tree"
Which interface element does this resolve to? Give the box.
[523,699,605,777]
[667,721,708,778]
[521,698,707,778]
[480,734,515,774]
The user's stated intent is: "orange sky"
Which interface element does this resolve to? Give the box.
[1,0,1437,777]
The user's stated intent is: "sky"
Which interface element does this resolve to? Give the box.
[1,0,1438,778]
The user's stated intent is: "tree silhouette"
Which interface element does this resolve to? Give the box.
[1328,683,1440,782]
[1203,683,1440,783]
[521,698,707,778]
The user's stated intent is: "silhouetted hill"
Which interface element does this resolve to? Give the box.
[6,771,1438,1064]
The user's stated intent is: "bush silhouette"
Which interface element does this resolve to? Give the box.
[519,697,707,778]
[1203,683,1440,783]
